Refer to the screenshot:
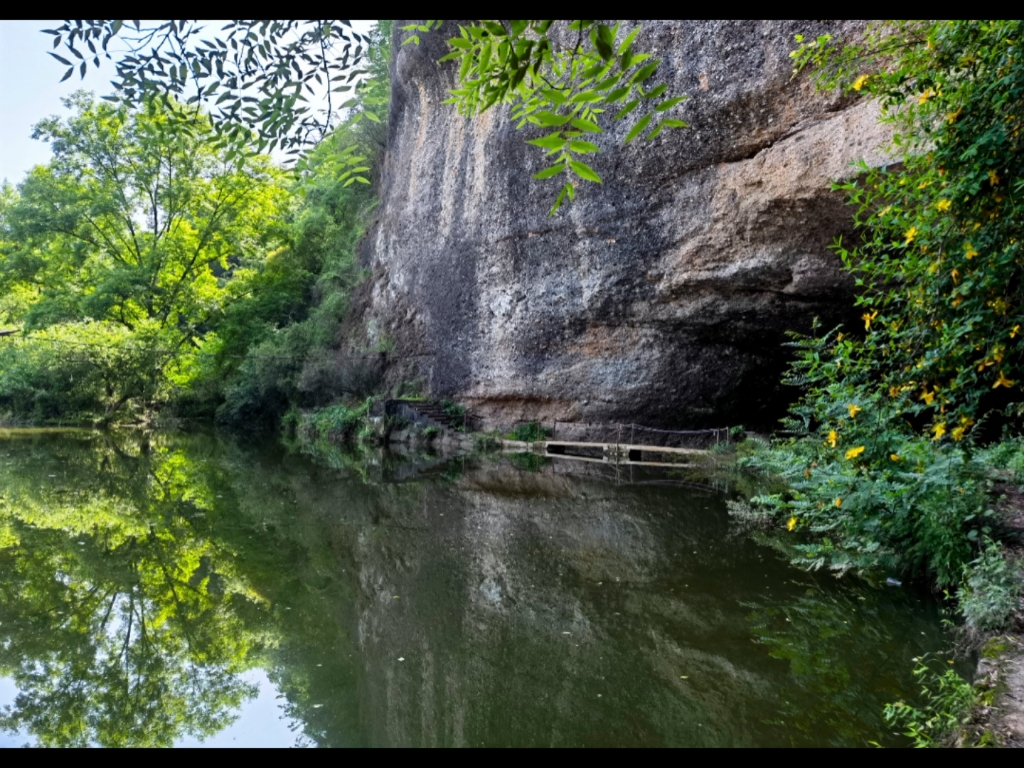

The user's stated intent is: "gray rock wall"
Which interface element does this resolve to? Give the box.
[357,20,887,428]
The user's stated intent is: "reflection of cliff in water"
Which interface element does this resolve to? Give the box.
[337,457,941,748]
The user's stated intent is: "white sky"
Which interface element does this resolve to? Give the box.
[0,20,376,185]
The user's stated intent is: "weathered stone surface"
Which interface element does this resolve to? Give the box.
[356,20,888,429]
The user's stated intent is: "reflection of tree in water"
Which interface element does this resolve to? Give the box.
[745,573,942,747]
[0,433,272,747]
[0,432,952,748]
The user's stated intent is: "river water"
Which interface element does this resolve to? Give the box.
[0,430,952,747]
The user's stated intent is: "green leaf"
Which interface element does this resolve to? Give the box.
[618,26,642,56]
[625,113,652,143]
[661,118,688,128]
[571,117,602,133]
[569,140,600,154]
[643,83,668,99]
[655,96,688,112]
[631,62,659,84]
[534,111,572,127]
[606,86,630,103]
[614,99,640,120]
[543,89,568,105]
[594,24,615,61]
[534,163,565,180]
[569,160,602,183]
[527,133,566,150]
[549,182,570,215]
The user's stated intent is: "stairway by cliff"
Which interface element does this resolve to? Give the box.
[351,20,887,430]
[383,399,467,432]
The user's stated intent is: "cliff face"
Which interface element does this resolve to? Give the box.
[358,20,888,428]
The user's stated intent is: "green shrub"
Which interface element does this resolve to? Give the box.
[884,657,979,748]
[741,21,1024,604]
[440,398,467,428]
[960,542,1021,631]
[0,321,166,424]
[507,422,550,443]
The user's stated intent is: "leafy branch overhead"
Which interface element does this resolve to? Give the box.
[403,20,689,214]
[42,20,372,157]
[44,20,688,215]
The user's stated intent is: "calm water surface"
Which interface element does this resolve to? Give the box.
[0,431,951,747]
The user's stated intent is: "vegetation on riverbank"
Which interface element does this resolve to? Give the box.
[0,22,392,429]
[724,20,1024,745]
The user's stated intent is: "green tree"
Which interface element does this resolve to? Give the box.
[0,93,290,421]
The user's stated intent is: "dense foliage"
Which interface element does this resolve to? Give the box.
[403,20,687,213]
[0,94,289,422]
[747,21,1024,627]
[1,23,392,426]
[45,20,687,214]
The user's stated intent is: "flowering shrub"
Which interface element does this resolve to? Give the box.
[745,21,1024,609]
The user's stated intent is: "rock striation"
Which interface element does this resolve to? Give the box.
[355,20,889,429]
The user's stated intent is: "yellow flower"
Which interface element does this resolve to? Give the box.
[837,333,845,342]
[918,88,934,104]
[826,430,839,448]
[853,74,870,91]
[947,108,963,124]
[936,199,952,212]
[890,454,901,462]
[920,390,935,405]
[834,497,843,509]
[951,268,960,285]
[989,169,1001,186]
[993,370,1015,389]
[847,404,862,418]
[1010,324,1021,339]
[787,516,798,532]
[845,446,866,460]
[863,311,879,330]
[904,227,918,245]
[932,422,947,441]
[952,425,967,441]
[964,243,978,259]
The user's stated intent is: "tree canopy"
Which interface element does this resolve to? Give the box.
[0,94,289,421]
[43,20,689,213]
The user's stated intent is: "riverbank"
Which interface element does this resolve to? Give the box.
[970,486,1024,746]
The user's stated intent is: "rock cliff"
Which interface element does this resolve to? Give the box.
[356,20,888,428]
